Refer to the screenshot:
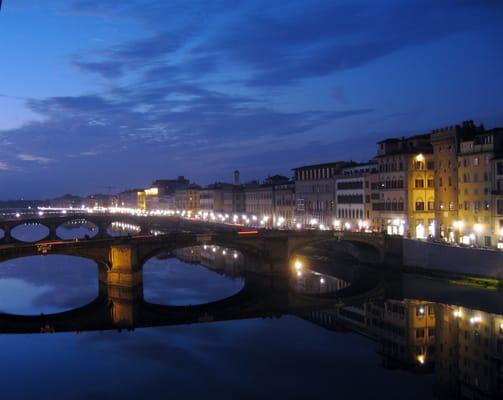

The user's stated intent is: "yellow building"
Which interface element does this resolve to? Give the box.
[137,187,159,210]
[408,152,436,239]
[430,121,486,240]
[434,305,503,399]
[457,132,497,246]
[372,135,435,238]
[367,299,437,369]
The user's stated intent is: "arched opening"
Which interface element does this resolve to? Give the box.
[56,219,99,240]
[143,245,244,306]
[0,255,98,315]
[10,223,49,243]
[107,221,142,237]
[289,239,382,297]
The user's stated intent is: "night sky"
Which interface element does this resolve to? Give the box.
[0,0,502,199]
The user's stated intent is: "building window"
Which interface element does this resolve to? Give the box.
[427,177,434,188]
[474,157,479,166]
[498,201,503,215]
[427,200,434,211]
[415,200,425,211]
[449,202,455,211]
[416,328,425,338]
[448,176,452,186]
[415,179,424,188]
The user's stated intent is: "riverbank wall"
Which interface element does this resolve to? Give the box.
[402,239,503,279]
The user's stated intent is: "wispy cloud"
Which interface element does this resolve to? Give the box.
[17,153,53,164]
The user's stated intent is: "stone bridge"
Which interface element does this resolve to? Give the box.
[0,211,405,299]
[0,211,401,264]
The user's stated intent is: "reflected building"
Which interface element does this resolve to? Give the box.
[172,245,244,278]
[434,305,503,399]
[172,247,202,264]
[200,245,243,277]
[304,298,503,399]
[294,269,349,295]
[368,299,436,371]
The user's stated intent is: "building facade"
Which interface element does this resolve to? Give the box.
[430,121,485,239]
[175,184,201,213]
[335,162,377,231]
[457,129,503,246]
[294,161,355,227]
[244,176,295,227]
[371,135,435,238]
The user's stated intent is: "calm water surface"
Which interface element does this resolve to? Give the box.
[0,225,500,399]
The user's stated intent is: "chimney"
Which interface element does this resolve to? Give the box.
[234,170,240,186]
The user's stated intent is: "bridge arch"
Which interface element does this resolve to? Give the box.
[56,218,100,240]
[287,233,385,266]
[136,239,260,271]
[9,222,50,243]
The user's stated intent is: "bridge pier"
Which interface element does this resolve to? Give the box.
[48,224,59,241]
[94,223,109,239]
[1,227,13,244]
[245,238,291,275]
[99,245,143,288]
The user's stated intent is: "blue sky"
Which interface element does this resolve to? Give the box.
[0,0,502,199]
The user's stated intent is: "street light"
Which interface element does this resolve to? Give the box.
[473,223,483,245]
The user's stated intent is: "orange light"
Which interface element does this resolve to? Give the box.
[237,230,259,235]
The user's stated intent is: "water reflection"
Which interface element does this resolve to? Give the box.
[0,254,97,314]
[0,225,503,399]
[56,220,97,240]
[303,299,503,399]
[143,247,244,306]
[108,221,142,237]
[293,267,350,295]
[10,223,49,242]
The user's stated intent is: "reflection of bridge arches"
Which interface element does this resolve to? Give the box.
[0,268,384,334]
[56,219,99,239]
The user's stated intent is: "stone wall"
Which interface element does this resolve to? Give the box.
[402,239,503,279]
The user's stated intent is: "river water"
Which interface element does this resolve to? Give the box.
[0,224,501,399]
